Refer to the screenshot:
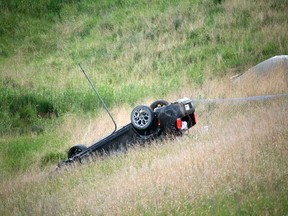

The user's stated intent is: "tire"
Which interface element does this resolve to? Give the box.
[150,100,169,111]
[68,144,88,159]
[131,105,154,130]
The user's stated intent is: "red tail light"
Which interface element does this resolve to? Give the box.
[176,118,182,130]
[194,112,197,124]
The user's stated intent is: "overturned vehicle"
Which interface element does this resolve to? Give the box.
[58,66,196,167]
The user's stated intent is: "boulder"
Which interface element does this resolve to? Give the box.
[232,55,288,95]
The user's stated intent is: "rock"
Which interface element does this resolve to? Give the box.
[232,55,288,95]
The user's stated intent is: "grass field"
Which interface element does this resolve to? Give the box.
[0,0,288,215]
[1,83,287,215]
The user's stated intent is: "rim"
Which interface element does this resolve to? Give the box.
[70,148,82,157]
[69,146,86,158]
[74,148,82,154]
[132,107,151,129]
[155,103,166,108]
[150,100,169,110]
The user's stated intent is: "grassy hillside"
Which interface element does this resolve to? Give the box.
[1,0,287,121]
[1,90,287,215]
[0,0,288,214]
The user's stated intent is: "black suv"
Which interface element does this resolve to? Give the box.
[59,98,196,167]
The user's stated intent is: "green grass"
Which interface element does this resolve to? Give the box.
[0,0,287,214]
[133,189,288,215]
[0,131,67,177]
[0,0,287,169]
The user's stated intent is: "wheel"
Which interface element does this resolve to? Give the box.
[131,105,154,130]
[150,100,169,111]
[68,144,88,159]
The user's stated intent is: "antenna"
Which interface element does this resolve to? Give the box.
[79,64,117,133]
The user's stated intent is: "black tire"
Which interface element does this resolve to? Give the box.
[131,105,154,130]
[68,144,88,159]
[150,100,169,111]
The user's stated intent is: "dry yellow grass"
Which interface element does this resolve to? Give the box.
[61,97,287,215]
[1,94,286,215]
[1,67,287,215]
[1,0,287,214]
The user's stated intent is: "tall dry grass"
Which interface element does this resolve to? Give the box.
[55,98,287,215]
[1,70,287,215]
